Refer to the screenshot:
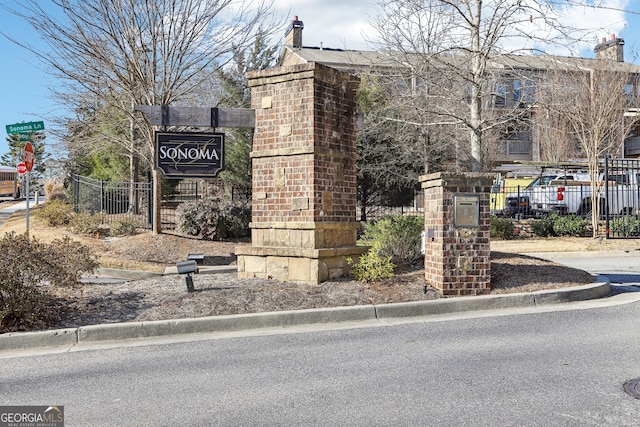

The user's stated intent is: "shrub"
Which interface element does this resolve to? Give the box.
[360,216,423,265]
[531,214,558,237]
[348,242,395,282]
[110,217,141,236]
[44,179,67,202]
[0,232,98,332]
[490,216,514,239]
[177,198,222,240]
[610,216,640,237]
[34,199,75,226]
[553,215,589,237]
[177,198,251,240]
[71,212,105,235]
[217,201,251,239]
[530,214,589,237]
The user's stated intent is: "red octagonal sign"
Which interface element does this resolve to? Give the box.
[23,142,34,172]
[17,162,27,174]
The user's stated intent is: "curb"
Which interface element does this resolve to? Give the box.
[0,282,610,351]
[92,268,164,280]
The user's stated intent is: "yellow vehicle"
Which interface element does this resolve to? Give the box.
[490,175,535,216]
[0,166,19,198]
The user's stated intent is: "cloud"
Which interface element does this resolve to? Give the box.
[273,0,375,49]
[271,0,632,57]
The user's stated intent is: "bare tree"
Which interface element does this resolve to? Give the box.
[549,58,640,235]
[533,72,581,163]
[369,0,587,172]
[4,0,278,233]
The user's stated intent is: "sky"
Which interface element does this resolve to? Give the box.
[1,0,640,162]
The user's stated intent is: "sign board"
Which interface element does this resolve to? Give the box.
[155,132,225,178]
[16,162,27,174]
[23,142,34,172]
[6,121,45,135]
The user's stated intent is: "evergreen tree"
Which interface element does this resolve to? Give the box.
[217,32,279,201]
[1,132,48,197]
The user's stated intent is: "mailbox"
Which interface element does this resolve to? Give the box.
[453,194,480,228]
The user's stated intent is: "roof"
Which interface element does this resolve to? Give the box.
[281,45,640,76]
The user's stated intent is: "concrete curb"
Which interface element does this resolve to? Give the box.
[0,282,610,351]
[92,268,164,280]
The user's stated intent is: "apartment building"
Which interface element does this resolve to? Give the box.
[279,17,640,163]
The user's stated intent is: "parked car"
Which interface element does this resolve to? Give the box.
[503,170,640,218]
[490,175,535,216]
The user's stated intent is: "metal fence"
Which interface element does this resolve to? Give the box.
[492,159,640,238]
[71,174,153,229]
[160,180,202,231]
[357,191,424,222]
[71,175,204,231]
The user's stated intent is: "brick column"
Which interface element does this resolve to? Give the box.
[236,62,366,284]
[420,172,493,296]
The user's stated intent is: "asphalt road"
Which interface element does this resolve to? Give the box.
[2,299,640,426]
[0,198,40,229]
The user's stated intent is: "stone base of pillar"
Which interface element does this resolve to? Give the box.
[236,222,367,285]
[236,246,367,285]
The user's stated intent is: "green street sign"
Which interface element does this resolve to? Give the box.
[5,121,45,135]
[19,134,33,142]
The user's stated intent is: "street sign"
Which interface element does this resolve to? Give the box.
[23,142,34,172]
[17,162,27,174]
[5,121,45,135]
[19,134,33,142]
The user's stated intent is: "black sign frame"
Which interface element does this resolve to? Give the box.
[155,132,225,178]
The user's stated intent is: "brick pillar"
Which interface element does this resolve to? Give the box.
[236,62,366,284]
[420,172,493,296]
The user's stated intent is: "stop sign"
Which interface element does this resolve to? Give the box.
[23,142,34,172]
[17,162,27,174]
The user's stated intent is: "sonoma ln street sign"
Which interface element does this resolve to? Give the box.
[5,121,45,135]
[155,132,225,178]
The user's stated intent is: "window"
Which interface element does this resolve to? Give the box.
[495,83,506,106]
[513,79,521,102]
[625,84,635,104]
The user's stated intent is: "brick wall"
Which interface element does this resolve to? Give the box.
[247,63,358,225]
[421,173,493,297]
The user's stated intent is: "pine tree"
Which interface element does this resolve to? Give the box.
[1,132,49,196]
[217,32,278,201]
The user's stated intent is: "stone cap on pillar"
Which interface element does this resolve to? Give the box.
[420,172,494,190]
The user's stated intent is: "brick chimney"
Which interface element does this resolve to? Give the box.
[285,16,304,48]
[595,34,624,62]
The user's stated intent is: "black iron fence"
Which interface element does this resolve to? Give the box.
[71,174,152,229]
[160,180,202,231]
[71,175,204,231]
[492,159,640,238]
[357,191,424,222]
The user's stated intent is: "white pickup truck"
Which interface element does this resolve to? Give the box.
[503,170,640,218]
